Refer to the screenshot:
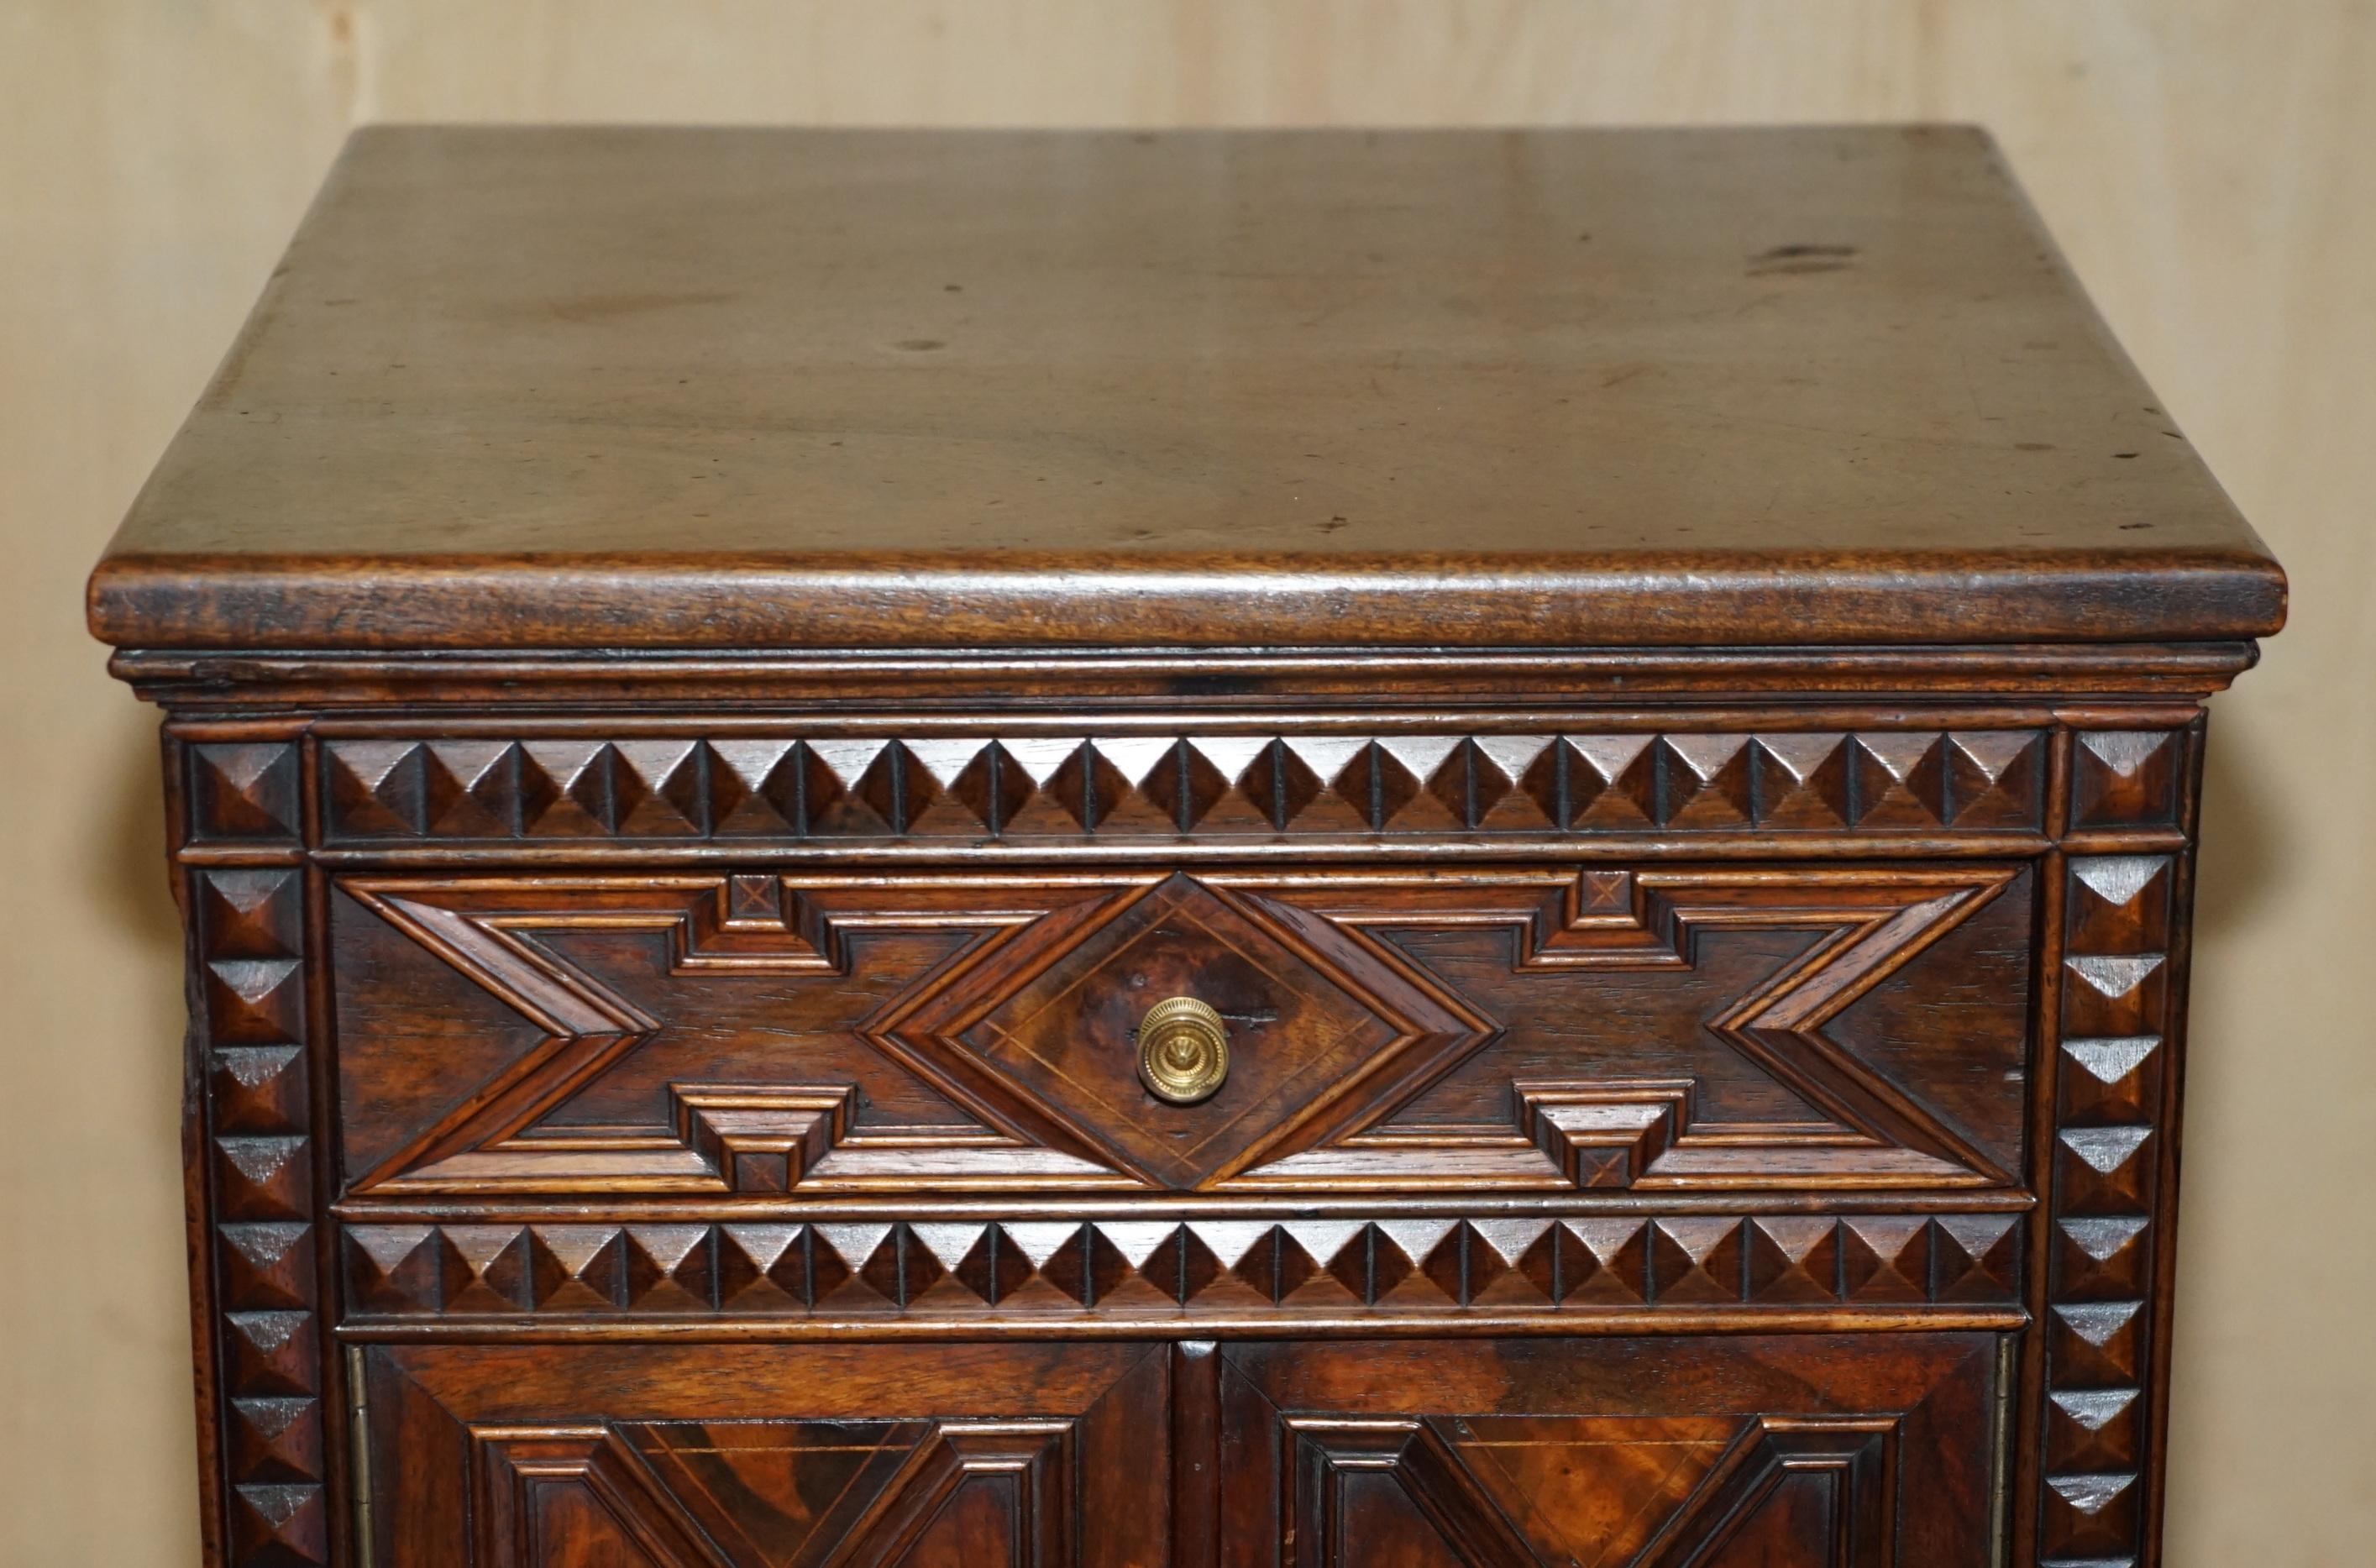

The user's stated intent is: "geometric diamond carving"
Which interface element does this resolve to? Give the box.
[2050,1388,2139,1429]
[943,873,1461,1188]
[190,742,301,843]
[2059,1126,2153,1175]
[340,1212,2022,1323]
[228,1481,328,1566]
[2034,824,2180,1568]
[2064,1036,2161,1085]
[187,857,325,1568]
[2047,1471,2137,1513]
[1854,732,1951,827]
[2071,729,2181,828]
[2065,955,2165,999]
[2070,855,2169,910]
[320,726,2045,840]
[339,863,2025,1196]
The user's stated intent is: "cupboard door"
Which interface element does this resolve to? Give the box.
[357,1341,1168,1566]
[1212,1335,2002,1566]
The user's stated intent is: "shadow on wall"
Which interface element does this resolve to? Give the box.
[2192,709,2283,948]
[95,714,184,960]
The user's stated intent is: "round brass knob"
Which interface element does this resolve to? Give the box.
[1137,996,1230,1104]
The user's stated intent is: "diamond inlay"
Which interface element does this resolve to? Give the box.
[940,874,1470,1188]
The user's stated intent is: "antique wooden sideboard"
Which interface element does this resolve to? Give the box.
[89,127,2285,1566]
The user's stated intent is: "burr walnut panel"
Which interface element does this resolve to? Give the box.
[1214,1335,2002,1567]
[328,864,2033,1198]
[353,1335,1998,1567]
[356,1341,1168,1566]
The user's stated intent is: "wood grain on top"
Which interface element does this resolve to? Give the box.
[87,124,2284,650]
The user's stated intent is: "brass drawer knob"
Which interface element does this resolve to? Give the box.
[1137,996,1230,1104]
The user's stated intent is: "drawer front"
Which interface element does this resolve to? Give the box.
[352,1334,2001,1566]
[355,1341,1169,1566]
[1214,1334,2004,1567]
[330,863,2033,1199]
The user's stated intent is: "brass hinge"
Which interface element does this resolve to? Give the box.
[1989,1333,2017,1568]
[346,1345,375,1568]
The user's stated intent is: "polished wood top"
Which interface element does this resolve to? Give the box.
[88,125,2283,651]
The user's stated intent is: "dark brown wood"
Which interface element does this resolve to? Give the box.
[87,126,2284,653]
[92,127,2279,1567]
[1216,1335,2003,1566]
[355,1342,1170,1565]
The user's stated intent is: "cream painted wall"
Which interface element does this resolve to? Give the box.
[3,3,2369,1562]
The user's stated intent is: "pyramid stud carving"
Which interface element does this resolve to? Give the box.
[989,737,1091,834]
[2054,1217,2152,1300]
[1164,736,1261,830]
[190,742,301,842]
[514,741,616,835]
[527,1225,631,1311]
[1463,1218,1557,1304]
[1852,732,1950,826]
[442,1225,538,1312]
[1547,1219,1649,1304]
[715,1225,814,1309]
[228,1397,323,1486]
[1659,736,1754,827]
[2043,1469,2142,1556]
[2064,1036,2160,1085]
[197,869,302,957]
[220,1224,315,1312]
[2059,1126,2153,1175]
[1841,1216,1931,1303]
[345,1225,446,1315]
[1465,736,1557,829]
[205,958,304,1045]
[2050,1388,2138,1430]
[336,1209,2015,1324]
[706,739,800,834]
[2067,855,2173,953]
[215,1135,310,1220]
[1374,736,1469,830]
[2050,1302,2145,1385]
[212,1046,309,1135]
[325,740,423,835]
[1079,737,1185,831]
[419,741,520,835]
[2071,729,2181,828]
[2060,1036,2163,1123]
[1749,735,1850,827]
[2047,1387,2142,1472]
[612,741,707,834]
[2072,856,2167,911]
[795,738,894,835]
[1933,1215,2022,1303]
[1649,1218,1745,1303]
[1944,730,2043,826]
[2065,956,2164,998]
[1561,737,1659,827]
[1745,1216,1842,1302]
[810,1221,902,1308]
[229,1481,329,1565]
[223,1312,317,1397]
[1247,737,1365,831]
[319,726,2053,841]
[895,738,996,834]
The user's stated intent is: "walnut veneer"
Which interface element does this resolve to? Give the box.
[92,126,2284,1568]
